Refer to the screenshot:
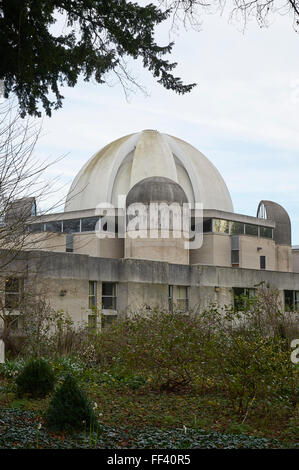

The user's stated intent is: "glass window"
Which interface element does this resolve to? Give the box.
[81,217,100,232]
[257,203,267,219]
[168,285,173,312]
[4,278,22,309]
[177,286,189,310]
[260,227,273,239]
[213,219,230,234]
[31,201,37,217]
[63,219,80,233]
[285,290,293,310]
[170,285,189,311]
[233,288,255,310]
[45,221,62,232]
[28,223,43,233]
[260,256,266,270]
[231,250,239,265]
[66,233,73,253]
[245,224,259,236]
[284,290,299,311]
[230,222,244,235]
[4,314,22,331]
[88,281,97,309]
[102,283,117,310]
[203,219,212,233]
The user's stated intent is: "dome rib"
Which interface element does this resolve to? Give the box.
[64,130,234,213]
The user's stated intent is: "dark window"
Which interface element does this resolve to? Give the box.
[66,233,73,253]
[231,235,240,267]
[169,285,173,312]
[230,222,244,235]
[260,256,266,270]
[245,224,259,236]
[102,283,117,310]
[284,290,299,311]
[81,217,100,232]
[89,281,97,309]
[260,227,273,239]
[63,219,80,233]
[4,314,22,331]
[28,223,43,233]
[4,278,22,309]
[203,219,212,233]
[233,287,255,311]
[45,221,62,232]
[231,250,240,265]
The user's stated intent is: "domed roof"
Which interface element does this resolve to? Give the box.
[65,130,234,212]
[257,200,291,245]
[126,177,188,207]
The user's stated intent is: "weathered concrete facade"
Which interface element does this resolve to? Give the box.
[293,247,299,273]
[2,250,299,327]
[1,130,298,325]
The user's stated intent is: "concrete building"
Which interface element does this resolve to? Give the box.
[1,130,299,328]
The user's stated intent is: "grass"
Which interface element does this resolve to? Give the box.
[0,371,298,449]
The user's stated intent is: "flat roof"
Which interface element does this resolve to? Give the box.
[29,208,276,228]
[201,209,275,228]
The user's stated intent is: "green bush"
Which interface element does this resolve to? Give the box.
[95,301,298,419]
[0,359,25,379]
[214,331,297,414]
[96,309,215,391]
[45,374,96,431]
[16,358,55,398]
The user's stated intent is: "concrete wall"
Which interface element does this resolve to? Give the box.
[276,245,293,273]
[190,233,231,267]
[191,234,290,273]
[73,232,124,259]
[21,233,67,253]
[126,282,169,314]
[239,236,276,271]
[2,250,299,324]
[125,231,189,265]
[293,250,299,273]
[37,277,90,325]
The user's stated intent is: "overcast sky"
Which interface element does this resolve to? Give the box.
[31,6,299,244]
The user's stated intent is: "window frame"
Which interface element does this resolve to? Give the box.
[4,278,23,310]
[168,285,189,312]
[88,281,97,310]
[260,255,266,270]
[102,282,117,311]
[232,287,256,311]
[284,290,299,311]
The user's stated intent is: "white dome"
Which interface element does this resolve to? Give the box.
[65,130,234,212]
